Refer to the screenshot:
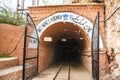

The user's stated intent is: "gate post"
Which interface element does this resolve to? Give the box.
[22,13,28,80]
[91,12,100,80]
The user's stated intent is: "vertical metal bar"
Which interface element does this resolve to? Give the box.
[92,20,94,80]
[91,13,96,80]
[22,13,28,80]
[36,39,39,75]
[92,18,94,79]
[97,11,100,80]
[37,21,39,75]
[91,12,100,80]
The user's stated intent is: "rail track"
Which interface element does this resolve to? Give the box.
[34,63,91,80]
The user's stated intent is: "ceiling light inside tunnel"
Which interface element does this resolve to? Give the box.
[44,37,52,42]
[61,38,67,42]
[80,37,84,40]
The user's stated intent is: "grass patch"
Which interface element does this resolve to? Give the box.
[0,54,11,58]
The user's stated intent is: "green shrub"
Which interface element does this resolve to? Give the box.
[0,7,25,26]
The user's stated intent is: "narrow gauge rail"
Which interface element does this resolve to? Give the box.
[53,63,70,80]
[35,63,91,80]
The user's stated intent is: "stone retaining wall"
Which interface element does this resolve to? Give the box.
[105,0,120,79]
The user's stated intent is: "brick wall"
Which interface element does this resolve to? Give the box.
[0,24,24,64]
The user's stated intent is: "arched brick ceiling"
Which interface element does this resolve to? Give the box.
[40,22,91,51]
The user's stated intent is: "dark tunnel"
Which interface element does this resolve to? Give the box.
[54,38,81,64]
[39,22,91,72]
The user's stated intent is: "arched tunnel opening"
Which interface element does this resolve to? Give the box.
[39,22,91,75]
[54,38,81,65]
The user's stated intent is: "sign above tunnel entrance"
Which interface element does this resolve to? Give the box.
[29,12,103,48]
[36,12,93,37]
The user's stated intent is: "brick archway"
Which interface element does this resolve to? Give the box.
[27,4,109,78]
[27,12,103,73]
[29,12,103,49]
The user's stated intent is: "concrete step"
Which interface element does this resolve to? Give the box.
[0,65,22,80]
[0,64,37,80]
[0,57,19,70]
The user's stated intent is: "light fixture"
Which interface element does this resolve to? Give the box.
[44,37,52,42]
[61,38,67,42]
[80,37,84,40]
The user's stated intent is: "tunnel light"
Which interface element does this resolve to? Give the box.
[61,38,67,42]
[80,37,84,40]
[44,37,52,42]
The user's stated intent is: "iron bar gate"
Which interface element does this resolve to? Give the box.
[92,12,100,80]
[23,13,39,80]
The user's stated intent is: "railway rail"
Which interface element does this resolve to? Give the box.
[34,62,91,80]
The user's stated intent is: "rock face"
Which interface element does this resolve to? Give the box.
[105,0,120,79]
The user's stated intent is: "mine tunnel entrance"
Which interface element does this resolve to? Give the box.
[54,38,80,64]
[39,22,91,71]
[38,22,91,79]
[23,12,101,80]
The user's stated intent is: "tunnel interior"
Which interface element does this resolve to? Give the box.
[54,38,81,64]
[39,22,91,71]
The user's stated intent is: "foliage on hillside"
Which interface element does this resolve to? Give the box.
[0,7,25,26]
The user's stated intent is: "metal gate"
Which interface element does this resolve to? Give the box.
[22,13,39,80]
[91,12,100,80]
